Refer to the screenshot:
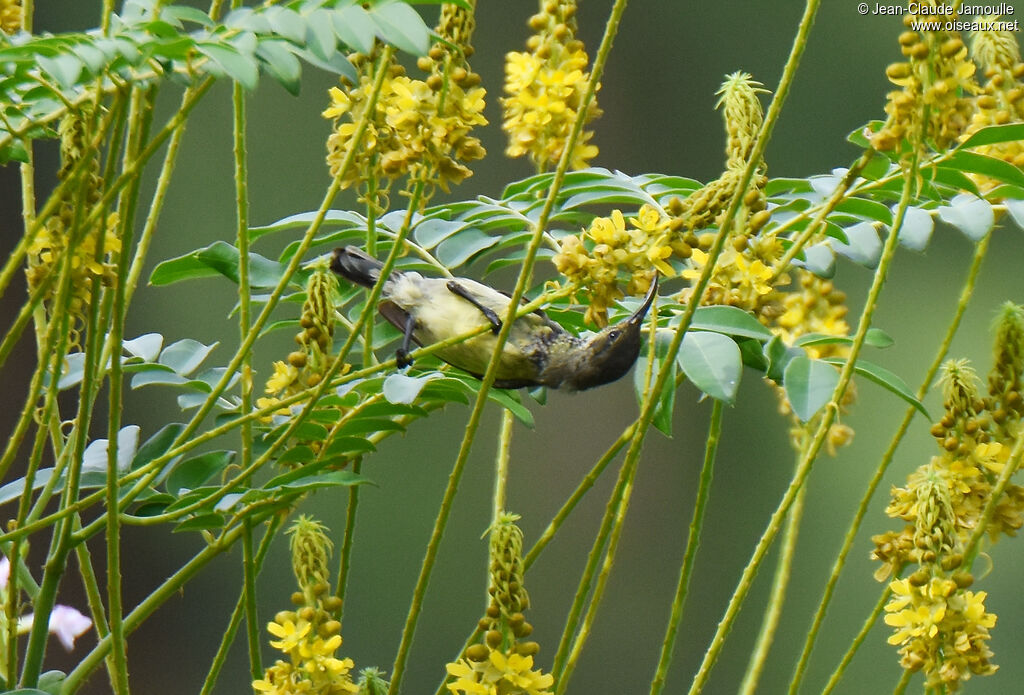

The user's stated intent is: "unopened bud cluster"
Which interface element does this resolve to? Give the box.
[964,24,1024,189]
[872,9,978,153]
[258,265,347,428]
[0,0,21,34]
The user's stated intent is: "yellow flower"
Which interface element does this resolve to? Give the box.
[267,618,311,653]
[265,361,299,394]
[445,646,553,695]
[322,87,352,119]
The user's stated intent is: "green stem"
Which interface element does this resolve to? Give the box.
[334,458,362,617]
[60,514,273,693]
[492,410,515,523]
[772,150,872,280]
[20,181,102,688]
[230,33,261,678]
[787,230,991,695]
[200,516,283,695]
[739,453,807,695]
[820,578,898,695]
[892,668,913,695]
[687,153,915,694]
[242,525,261,680]
[649,401,723,694]
[388,0,627,688]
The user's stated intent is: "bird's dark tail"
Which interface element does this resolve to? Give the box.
[330,246,386,288]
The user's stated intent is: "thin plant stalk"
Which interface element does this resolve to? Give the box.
[648,399,723,694]
[200,515,283,695]
[61,508,281,692]
[230,34,261,678]
[334,457,362,616]
[558,0,821,686]
[820,576,898,695]
[787,230,992,694]
[100,82,155,695]
[493,409,515,522]
[685,148,918,694]
[738,451,808,695]
[388,0,628,687]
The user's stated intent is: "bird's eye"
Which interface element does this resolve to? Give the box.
[608,330,620,341]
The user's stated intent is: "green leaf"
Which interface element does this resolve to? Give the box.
[634,335,676,435]
[897,206,933,252]
[162,5,214,26]
[943,150,1024,188]
[173,513,226,533]
[166,451,235,495]
[414,217,468,249]
[435,228,498,268]
[332,5,376,53]
[305,9,338,61]
[677,331,742,404]
[264,467,371,493]
[822,357,928,418]
[1006,198,1024,230]
[937,193,994,241]
[369,1,431,56]
[959,122,1024,149]
[866,327,896,348]
[197,43,259,90]
[764,335,794,382]
[383,372,436,404]
[797,243,837,278]
[37,53,83,89]
[57,352,86,390]
[82,425,140,475]
[688,305,773,341]
[158,338,218,376]
[150,241,288,288]
[834,197,892,225]
[264,6,307,43]
[831,222,881,267]
[794,327,893,350]
[930,165,981,196]
[123,333,164,361]
[256,39,302,95]
[783,357,839,422]
[132,422,185,477]
[860,151,893,180]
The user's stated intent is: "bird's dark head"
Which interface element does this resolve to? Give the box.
[562,275,659,391]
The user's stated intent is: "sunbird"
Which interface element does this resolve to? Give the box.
[330,246,658,391]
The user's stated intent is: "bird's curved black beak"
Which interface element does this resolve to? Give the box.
[624,273,659,329]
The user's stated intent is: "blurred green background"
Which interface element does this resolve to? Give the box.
[4,1,1024,693]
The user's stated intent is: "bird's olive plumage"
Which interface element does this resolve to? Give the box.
[330,246,657,391]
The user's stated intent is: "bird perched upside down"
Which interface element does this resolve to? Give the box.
[330,246,658,391]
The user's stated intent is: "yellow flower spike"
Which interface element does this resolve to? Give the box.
[502,0,600,171]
